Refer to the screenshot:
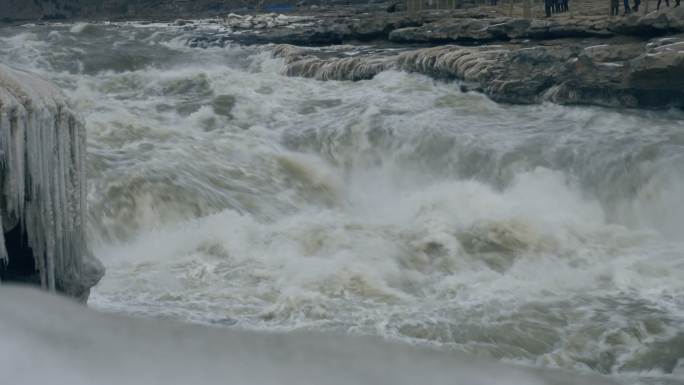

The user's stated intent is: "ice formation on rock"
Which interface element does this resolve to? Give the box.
[0,64,103,301]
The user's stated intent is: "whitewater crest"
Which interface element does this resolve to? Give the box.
[0,64,103,300]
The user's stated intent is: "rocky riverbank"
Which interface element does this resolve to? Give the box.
[271,33,684,108]
[185,3,684,47]
[184,6,684,109]
[4,0,683,109]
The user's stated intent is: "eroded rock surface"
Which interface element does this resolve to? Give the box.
[273,33,684,108]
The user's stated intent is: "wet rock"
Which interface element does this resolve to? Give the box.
[212,94,237,118]
[625,42,684,106]
[176,101,203,116]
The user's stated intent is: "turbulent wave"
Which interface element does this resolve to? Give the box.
[1,22,683,384]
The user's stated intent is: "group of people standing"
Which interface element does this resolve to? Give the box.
[612,0,680,16]
[544,0,570,16]
[613,0,639,15]
[535,0,681,17]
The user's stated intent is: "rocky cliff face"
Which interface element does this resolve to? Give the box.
[0,64,104,301]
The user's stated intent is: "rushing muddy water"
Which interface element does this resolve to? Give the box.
[1,21,683,385]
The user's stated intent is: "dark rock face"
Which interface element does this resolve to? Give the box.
[0,224,41,286]
[553,41,684,107]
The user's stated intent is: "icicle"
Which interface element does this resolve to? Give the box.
[0,63,103,300]
[0,214,6,269]
[272,45,393,82]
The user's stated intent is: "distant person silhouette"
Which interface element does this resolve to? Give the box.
[632,0,640,11]
[657,0,670,9]
[624,0,632,13]
[545,0,553,16]
[611,0,620,15]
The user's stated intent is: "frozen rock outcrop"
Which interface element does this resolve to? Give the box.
[0,64,103,301]
[222,13,314,30]
[273,32,684,109]
[273,45,394,81]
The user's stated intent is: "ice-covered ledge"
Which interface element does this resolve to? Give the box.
[0,64,103,301]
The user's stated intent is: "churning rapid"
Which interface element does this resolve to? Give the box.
[1,21,683,384]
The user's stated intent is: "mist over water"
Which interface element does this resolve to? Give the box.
[1,22,683,384]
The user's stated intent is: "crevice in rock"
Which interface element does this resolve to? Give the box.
[0,222,41,285]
